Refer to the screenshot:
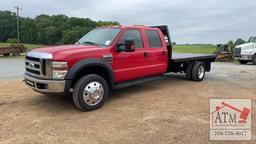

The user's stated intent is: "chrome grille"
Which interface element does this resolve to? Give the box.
[234,47,241,56]
[25,56,44,77]
[25,51,53,79]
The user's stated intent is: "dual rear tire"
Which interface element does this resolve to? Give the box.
[186,62,205,81]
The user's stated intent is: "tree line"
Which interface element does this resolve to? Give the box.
[0,10,119,45]
[0,10,249,46]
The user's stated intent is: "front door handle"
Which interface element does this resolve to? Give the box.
[144,52,148,58]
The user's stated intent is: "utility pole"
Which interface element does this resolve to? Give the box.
[14,6,22,46]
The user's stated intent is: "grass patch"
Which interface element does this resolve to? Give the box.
[0,55,25,59]
[173,44,216,54]
[0,43,45,51]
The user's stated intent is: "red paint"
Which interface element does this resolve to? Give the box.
[34,26,168,83]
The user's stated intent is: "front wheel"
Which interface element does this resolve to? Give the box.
[12,50,20,56]
[252,54,256,65]
[3,53,10,56]
[72,74,109,111]
[239,60,248,64]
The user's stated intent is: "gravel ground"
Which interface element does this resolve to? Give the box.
[0,58,24,79]
[0,60,256,144]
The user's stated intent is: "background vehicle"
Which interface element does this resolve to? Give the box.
[24,25,216,111]
[0,44,27,56]
[215,44,234,62]
[233,36,256,64]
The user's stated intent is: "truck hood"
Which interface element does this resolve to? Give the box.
[236,43,255,49]
[33,44,109,60]
[34,44,100,55]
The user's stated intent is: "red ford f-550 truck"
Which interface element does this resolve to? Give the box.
[24,25,216,111]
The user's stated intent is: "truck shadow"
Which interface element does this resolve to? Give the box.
[27,73,189,111]
[110,73,187,100]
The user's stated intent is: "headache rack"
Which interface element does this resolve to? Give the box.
[150,25,173,59]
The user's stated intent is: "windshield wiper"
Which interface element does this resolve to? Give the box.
[82,41,98,45]
[82,41,107,47]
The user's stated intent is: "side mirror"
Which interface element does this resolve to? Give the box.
[125,38,135,52]
[116,38,135,52]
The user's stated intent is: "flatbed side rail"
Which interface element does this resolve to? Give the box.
[169,54,217,63]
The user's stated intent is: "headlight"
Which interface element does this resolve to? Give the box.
[52,61,68,79]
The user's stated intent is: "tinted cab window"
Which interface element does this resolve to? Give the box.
[145,30,162,48]
[118,29,144,48]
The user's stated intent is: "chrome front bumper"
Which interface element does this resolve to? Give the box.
[236,55,252,60]
[24,73,66,93]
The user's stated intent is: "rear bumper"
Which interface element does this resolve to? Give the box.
[235,55,252,60]
[24,73,66,94]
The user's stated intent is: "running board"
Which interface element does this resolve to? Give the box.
[113,76,163,89]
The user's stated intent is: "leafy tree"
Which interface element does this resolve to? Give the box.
[60,27,94,44]
[227,40,234,50]
[0,11,16,42]
[20,18,38,43]
[0,10,120,45]
[234,38,246,46]
[44,26,61,44]
[60,29,81,44]
[227,40,233,46]
[6,38,17,43]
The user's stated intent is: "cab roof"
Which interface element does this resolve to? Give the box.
[99,25,159,30]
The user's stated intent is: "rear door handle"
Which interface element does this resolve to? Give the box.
[162,51,166,56]
[144,52,148,58]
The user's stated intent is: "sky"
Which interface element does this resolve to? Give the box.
[0,0,256,44]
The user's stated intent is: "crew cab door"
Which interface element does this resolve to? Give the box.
[144,29,168,75]
[112,29,150,83]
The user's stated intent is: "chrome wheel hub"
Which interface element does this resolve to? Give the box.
[198,65,205,79]
[83,81,104,106]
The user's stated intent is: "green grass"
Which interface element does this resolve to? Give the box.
[173,44,216,54]
[0,43,45,51]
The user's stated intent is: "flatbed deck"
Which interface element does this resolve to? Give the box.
[170,53,216,63]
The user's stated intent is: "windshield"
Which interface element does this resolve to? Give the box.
[248,36,256,43]
[76,28,121,47]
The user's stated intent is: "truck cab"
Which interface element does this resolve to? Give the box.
[234,36,256,64]
[24,25,216,111]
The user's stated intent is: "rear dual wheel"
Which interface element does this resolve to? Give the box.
[186,62,205,81]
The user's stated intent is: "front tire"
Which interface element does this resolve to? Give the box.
[239,60,248,64]
[12,50,20,56]
[3,53,10,56]
[252,54,256,65]
[72,74,109,111]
